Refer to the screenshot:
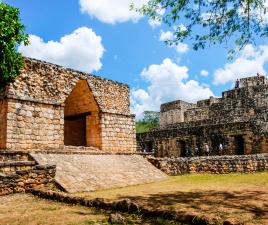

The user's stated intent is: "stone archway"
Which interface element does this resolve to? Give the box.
[64,80,101,148]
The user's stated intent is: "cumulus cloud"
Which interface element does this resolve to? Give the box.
[213,44,268,85]
[148,19,162,28]
[131,58,214,119]
[159,30,173,41]
[18,27,104,73]
[200,70,209,77]
[174,43,189,53]
[159,30,189,54]
[79,0,148,24]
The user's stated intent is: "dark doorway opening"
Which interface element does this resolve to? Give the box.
[177,140,186,157]
[234,135,245,155]
[64,114,87,146]
[145,141,153,152]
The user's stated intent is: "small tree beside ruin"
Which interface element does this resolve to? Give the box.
[0,2,29,91]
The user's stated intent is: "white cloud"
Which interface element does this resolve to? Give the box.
[131,58,214,119]
[18,27,104,73]
[159,30,189,54]
[174,42,189,53]
[79,0,148,24]
[148,6,165,28]
[200,70,209,77]
[159,30,173,41]
[213,44,268,85]
[149,19,161,28]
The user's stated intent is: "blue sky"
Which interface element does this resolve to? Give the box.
[4,0,268,119]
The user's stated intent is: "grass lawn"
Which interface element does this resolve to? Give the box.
[73,172,268,225]
[0,194,181,225]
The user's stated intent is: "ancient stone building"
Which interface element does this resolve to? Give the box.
[137,76,268,157]
[0,57,136,153]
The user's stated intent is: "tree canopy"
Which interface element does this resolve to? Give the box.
[132,0,268,57]
[0,2,29,91]
[136,111,160,133]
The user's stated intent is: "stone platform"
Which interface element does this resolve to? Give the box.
[30,153,168,193]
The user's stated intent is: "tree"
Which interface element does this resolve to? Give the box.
[0,2,29,91]
[136,111,160,133]
[132,0,268,57]
[143,111,160,126]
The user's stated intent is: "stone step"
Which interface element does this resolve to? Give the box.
[31,153,168,193]
[0,150,33,162]
[0,161,37,173]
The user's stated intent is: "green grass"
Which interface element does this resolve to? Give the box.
[135,122,157,133]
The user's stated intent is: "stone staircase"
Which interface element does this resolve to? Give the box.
[0,150,37,174]
[0,150,56,196]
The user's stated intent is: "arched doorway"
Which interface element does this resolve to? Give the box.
[64,80,101,148]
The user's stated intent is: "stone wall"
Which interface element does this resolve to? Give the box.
[0,58,136,152]
[6,98,63,150]
[147,154,268,175]
[0,99,7,149]
[160,100,196,126]
[101,113,136,153]
[139,76,268,157]
[0,164,56,196]
[6,57,130,115]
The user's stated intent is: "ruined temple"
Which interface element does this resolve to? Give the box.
[0,57,136,153]
[137,76,268,157]
[0,58,169,193]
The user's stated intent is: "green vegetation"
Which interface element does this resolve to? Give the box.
[136,121,157,133]
[136,111,159,133]
[0,2,29,91]
[132,0,268,57]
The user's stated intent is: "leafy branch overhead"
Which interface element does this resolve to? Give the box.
[132,0,268,56]
[0,2,29,90]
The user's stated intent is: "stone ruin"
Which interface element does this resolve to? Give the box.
[0,57,136,152]
[0,57,167,194]
[137,76,268,157]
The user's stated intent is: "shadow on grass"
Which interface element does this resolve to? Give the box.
[117,190,268,220]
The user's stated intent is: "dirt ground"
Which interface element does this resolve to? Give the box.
[0,194,181,225]
[74,172,268,225]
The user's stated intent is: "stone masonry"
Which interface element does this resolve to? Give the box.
[0,57,136,153]
[31,153,168,193]
[138,76,268,157]
[0,150,56,196]
[147,153,268,175]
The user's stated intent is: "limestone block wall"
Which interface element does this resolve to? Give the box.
[0,99,7,149]
[7,58,130,115]
[6,99,64,150]
[240,76,267,87]
[160,100,196,126]
[86,112,101,148]
[0,164,56,196]
[101,113,136,153]
[184,107,209,122]
[0,58,136,152]
[160,109,184,126]
[147,154,268,175]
